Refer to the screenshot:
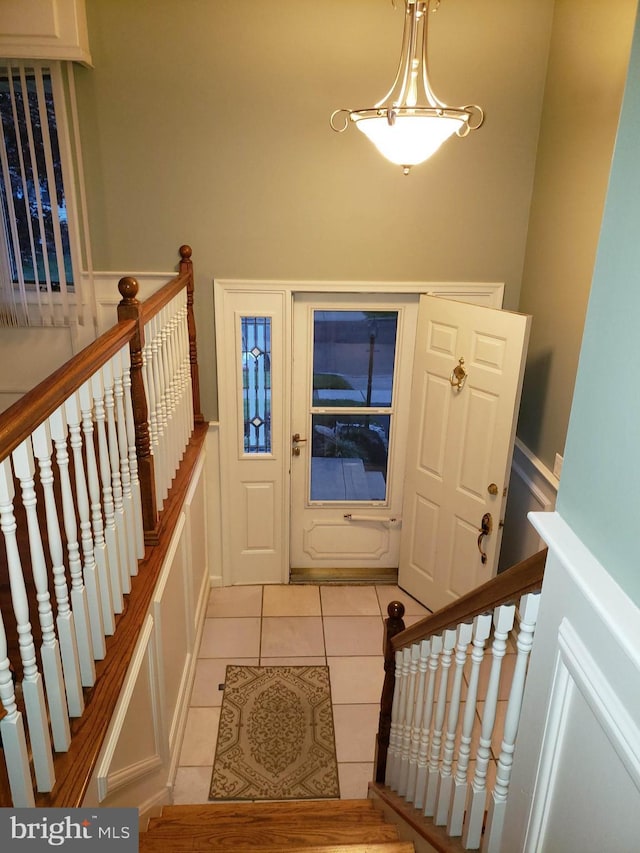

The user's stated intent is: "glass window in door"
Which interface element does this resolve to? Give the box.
[309,310,398,502]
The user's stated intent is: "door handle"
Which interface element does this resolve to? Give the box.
[477,512,493,564]
[292,433,307,456]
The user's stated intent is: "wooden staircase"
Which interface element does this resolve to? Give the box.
[140,799,416,852]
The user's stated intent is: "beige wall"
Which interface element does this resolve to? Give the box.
[516,0,636,468]
[74,0,553,420]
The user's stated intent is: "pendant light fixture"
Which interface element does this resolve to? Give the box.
[330,0,484,174]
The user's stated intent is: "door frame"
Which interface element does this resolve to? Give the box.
[214,278,505,586]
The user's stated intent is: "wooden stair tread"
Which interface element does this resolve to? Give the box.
[140,842,413,853]
[155,799,380,821]
[141,821,400,849]
[140,799,413,852]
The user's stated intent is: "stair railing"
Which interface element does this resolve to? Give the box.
[373,548,546,852]
[0,246,202,807]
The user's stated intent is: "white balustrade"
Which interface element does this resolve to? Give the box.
[0,606,34,806]
[0,458,55,791]
[397,642,420,797]
[142,318,162,508]
[91,370,124,615]
[414,634,442,810]
[406,638,429,802]
[31,421,84,718]
[79,380,115,635]
[112,352,137,578]
[483,593,541,853]
[463,605,516,849]
[435,621,473,826]
[386,647,410,789]
[65,393,106,660]
[12,440,70,752]
[425,627,456,816]
[49,406,96,687]
[103,360,130,596]
[448,612,492,837]
[120,347,145,560]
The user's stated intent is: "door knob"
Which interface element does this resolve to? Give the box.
[477,512,493,564]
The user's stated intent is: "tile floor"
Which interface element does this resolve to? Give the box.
[173,583,511,804]
[173,583,429,803]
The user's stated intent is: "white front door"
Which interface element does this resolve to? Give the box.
[289,293,418,571]
[398,295,531,611]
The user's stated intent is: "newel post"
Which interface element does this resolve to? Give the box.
[375,600,406,783]
[178,245,204,425]
[117,276,159,541]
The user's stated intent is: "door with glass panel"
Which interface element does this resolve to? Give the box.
[290,294,418,571]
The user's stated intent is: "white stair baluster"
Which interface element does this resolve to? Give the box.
[160,306,175,485]
[112,352,137,578]
[414,634,442,810]
[166,303,180,477]
[387,647,410,790]
[32,421,84,718]
[435,621,473,826]
[120,346,145,559]
[149,314,166,504]
[483,593,540,853]
[463,604,516,850]
[79,380,115,635]
[142,323,161,509]
[178,294,192,445]
[398,643,420,797]
[424,627,457,816]
[0,606,34,806]
[103,360,130,595]
[180,292,194,438]
[12,440,71,752]
[65,392,106,660]
[448,612,492,837]
[385,649,403,788]
[91,370,124,614]
[406,638,430,803]
[49,406,96,687]
[0,458,55,791]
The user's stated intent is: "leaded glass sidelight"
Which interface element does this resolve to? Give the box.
[242,317,271,453]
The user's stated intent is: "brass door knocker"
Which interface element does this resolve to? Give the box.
[450,357,467,392]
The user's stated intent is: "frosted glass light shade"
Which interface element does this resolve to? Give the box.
[355,114,464,168]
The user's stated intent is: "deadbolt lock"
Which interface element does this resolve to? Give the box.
[488,483,499,496]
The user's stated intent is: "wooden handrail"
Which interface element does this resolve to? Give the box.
[0,319,136,461]
[139,271,188,324]
[391,548,547,653]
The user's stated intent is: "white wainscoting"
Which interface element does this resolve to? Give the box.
[81,445,211,820]
[498,438,559,571]
[502,511,640,851]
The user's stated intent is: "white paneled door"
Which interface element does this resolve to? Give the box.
[398,296,530,611]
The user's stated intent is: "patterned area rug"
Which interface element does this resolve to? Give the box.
[209,665,340,801]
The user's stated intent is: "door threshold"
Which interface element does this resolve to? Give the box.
[290,567,398,585]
